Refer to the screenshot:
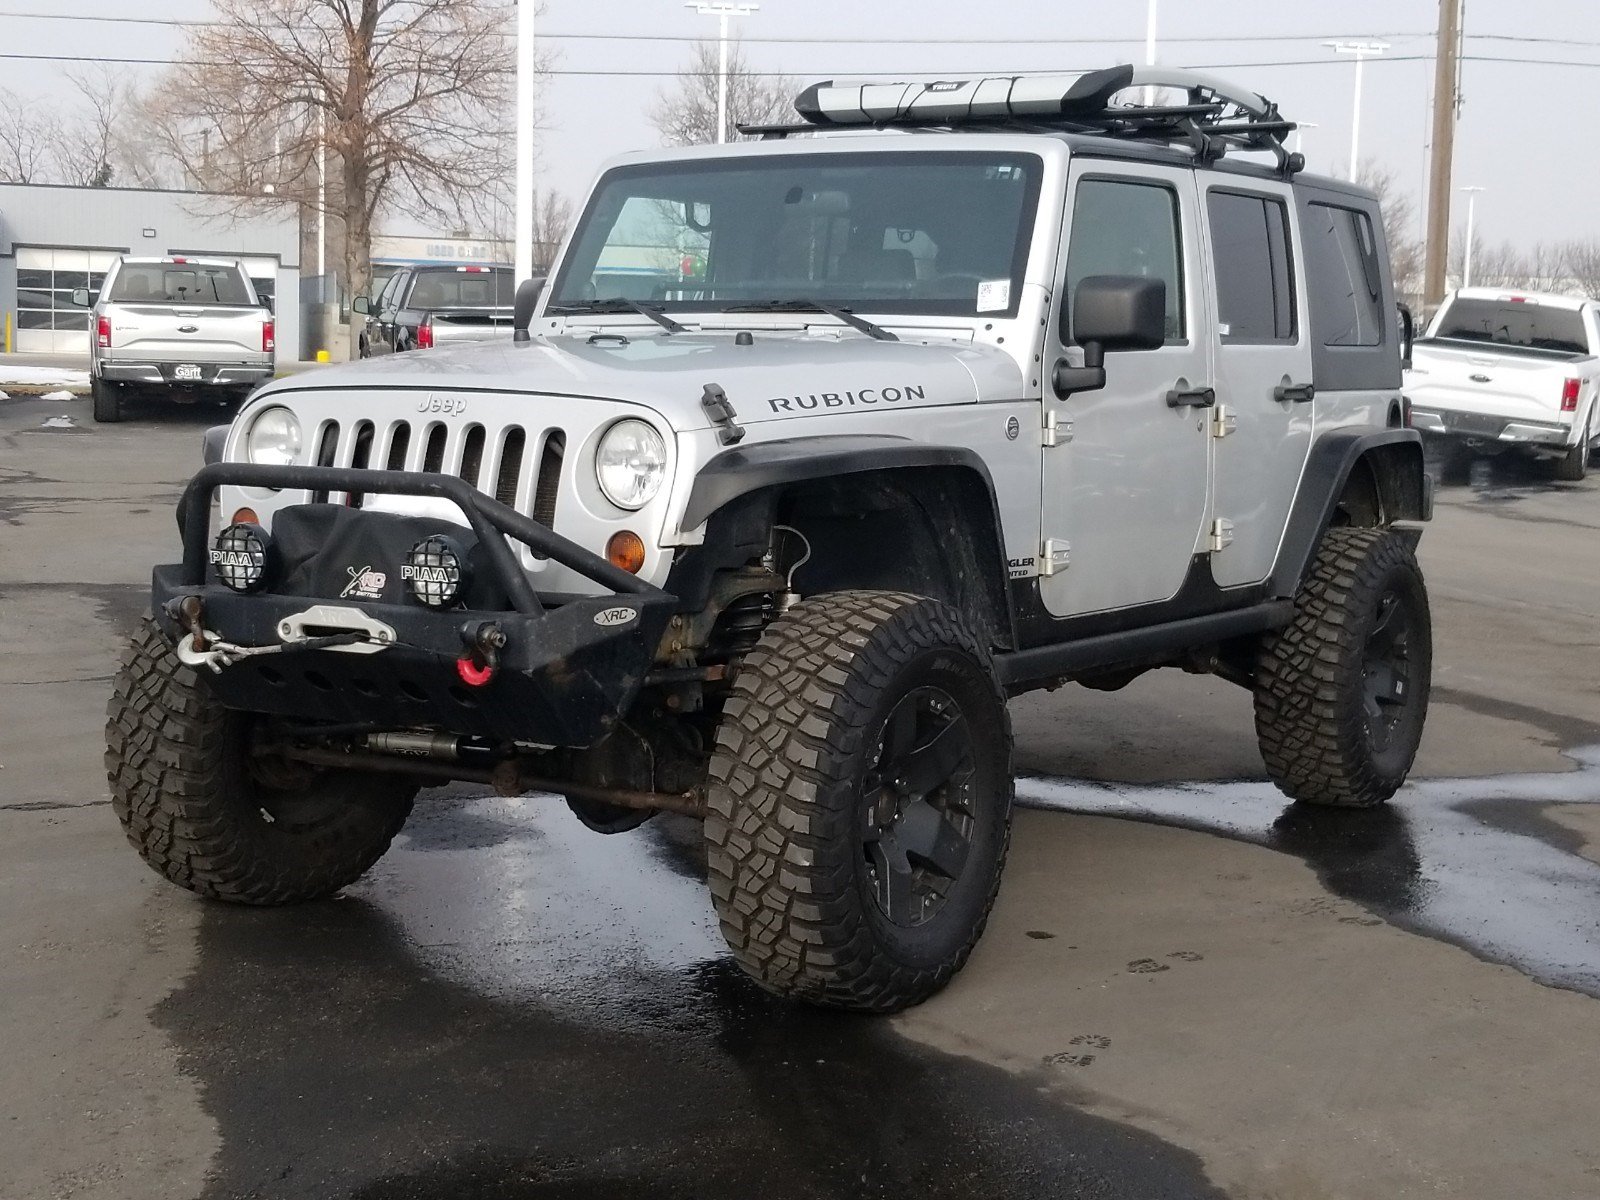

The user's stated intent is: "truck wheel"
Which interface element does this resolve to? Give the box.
[704,591,1013,1012]
[1254,528,1432,808]
[90,376,123,423]
[1552,427,1592,482]
[105,617,416,905]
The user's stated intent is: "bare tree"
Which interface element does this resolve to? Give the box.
[0,93,60,183]
[51,67,141,188]
[531,189,574,272]
[651,40,796,146]
[144,0,527,349]
[1560,240,1600,298]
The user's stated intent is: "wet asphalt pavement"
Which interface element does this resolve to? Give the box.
[3,396,1600,1199]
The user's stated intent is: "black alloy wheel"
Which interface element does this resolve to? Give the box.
[861,685,978,929]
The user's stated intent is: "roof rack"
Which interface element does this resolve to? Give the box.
[739,65,1304,177]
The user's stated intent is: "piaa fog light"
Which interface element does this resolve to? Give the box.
[210,522,272,593]
[403,534,469,608]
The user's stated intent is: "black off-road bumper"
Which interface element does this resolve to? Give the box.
[152,463,677,748]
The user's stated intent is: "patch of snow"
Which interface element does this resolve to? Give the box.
[0,366,91,386]
[39,389,77,401]
[0,390,9,401]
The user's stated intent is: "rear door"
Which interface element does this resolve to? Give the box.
[1039,162,1213,618]
[1201,181,1314,589]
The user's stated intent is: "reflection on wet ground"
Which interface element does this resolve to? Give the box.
[161,789,1223,1200]
[158,745,1600,1197]
[1021,746,1600,997]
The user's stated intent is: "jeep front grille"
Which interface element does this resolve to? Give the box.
[300,418,564,532]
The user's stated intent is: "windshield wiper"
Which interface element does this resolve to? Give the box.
[724,299,898,342]
[548,297,686,334]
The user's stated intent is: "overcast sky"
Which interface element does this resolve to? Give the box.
[4,0,1597,249]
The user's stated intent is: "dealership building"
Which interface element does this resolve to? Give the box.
[0,182,301,355]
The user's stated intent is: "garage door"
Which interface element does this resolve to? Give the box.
[16,247,120,354]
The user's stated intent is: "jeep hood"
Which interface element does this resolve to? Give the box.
[259,330,1025,431]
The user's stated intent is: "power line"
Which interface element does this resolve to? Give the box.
[0,10,1436,43]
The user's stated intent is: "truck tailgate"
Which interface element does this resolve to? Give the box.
[1407,341,1581,424]
[110,304,269,362]
[429,308,512,344]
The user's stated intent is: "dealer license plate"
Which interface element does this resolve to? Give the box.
[174,364,202,381]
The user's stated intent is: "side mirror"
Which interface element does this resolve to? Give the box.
[512,276,545,343]
[71,288,91,308]
[1054,275,1167,397]
[352,295,372,316]
[1397,301,1415,371]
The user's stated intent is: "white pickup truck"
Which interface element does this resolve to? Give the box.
[77,256,276,424]
[1405,288,1600,480]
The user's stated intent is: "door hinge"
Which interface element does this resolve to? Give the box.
[1040,539,1071,576]
[1211,404,1237,439]
[1208,518,1235,552]
[1043,410,1074,447]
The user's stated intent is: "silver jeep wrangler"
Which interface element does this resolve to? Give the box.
[107,66,1432,1012]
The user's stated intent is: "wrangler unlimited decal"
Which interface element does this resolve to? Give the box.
[767,384,927,413]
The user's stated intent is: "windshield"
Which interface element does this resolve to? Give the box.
[110,263,255,306]
[550,150,1043,317]
[1426,297,1590,356]
[405,268,514,309]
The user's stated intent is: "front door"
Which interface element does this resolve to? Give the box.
[1201,182,1314,587]
[1039,163,1212,618]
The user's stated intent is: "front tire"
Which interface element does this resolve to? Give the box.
[705,592,1013,1012]
[90,375,124,423]
[105,618,416,904]
[1254,528,1432,807]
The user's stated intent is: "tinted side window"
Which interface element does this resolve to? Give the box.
[1064,178,1185,342]
[1208,190,1295,342]
[1303,202,1384,347]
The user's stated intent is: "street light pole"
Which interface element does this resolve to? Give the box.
[1144,0,1158,104]
[514,0,537,285]
[1291,120,1319,159]
[1326,40,1389,180]
[686,2,758,144]
[1461,186,1484,288]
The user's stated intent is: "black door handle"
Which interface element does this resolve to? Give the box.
[1274,381,1316,403]
[1166,384,1216,408]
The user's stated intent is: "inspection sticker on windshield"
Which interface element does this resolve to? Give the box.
[976,279,1010,312]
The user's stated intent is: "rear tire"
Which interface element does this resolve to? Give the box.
[1254,528,1431,807]
[106,617,416,904]
[704,591,1013,1012]
[1552,414,1593,482]
[90,376,124,423]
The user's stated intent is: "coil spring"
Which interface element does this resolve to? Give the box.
[713,591,775,658]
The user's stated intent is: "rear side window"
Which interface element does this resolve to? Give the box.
[1303,203,1384,347]
[109,264,253,306]
[1207,190,1295,342]
[1431,298,1588,356]
[1064,177,1185,342]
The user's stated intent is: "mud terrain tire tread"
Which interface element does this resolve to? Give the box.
[704,591,1012,1012]
[106,616,413,904]
[1254,528,1431,808]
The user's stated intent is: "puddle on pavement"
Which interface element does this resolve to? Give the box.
[159,787,1223,1200]
[1020,745,1600,997]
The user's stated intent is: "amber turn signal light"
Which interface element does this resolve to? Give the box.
[605,531,646,574]
[230,507,260,525]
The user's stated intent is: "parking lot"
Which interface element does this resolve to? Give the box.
[3,393,1599,1199]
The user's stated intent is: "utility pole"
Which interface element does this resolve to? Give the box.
[1424,0,1463,307]
[1143,0,1158,105]
[687,2,759,144]
[514,0,537,285]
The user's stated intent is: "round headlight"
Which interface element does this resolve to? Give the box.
[595,419,667,510]
[245,406,302,466]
